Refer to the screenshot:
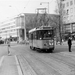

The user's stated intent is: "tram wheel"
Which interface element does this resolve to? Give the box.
[47,49,53,53]
[50,50,53,53]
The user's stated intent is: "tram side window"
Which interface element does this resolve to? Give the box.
[33,32,37,39]
[37,31,43,40]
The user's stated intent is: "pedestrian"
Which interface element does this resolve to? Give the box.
[68,37,72,52]
[7,39,10,55]
[7,39,10,47]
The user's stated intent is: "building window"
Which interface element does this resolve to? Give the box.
[70,8,73,13]
[70,15,73,20]
[63,3,65,8]
[70,1,73,6]
[63,10,66,15]
[67,9,69,15]
[67,2,69,7]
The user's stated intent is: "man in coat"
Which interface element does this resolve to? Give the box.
[68,37,72,52]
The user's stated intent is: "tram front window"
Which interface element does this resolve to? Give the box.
[43,30,53,39]
[38,30,53,40]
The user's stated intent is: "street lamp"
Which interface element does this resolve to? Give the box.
[40,2,49,14]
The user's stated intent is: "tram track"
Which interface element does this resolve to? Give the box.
[16,47,75,75]
[17,55,38,75]
[32,53,75,75]
[36,53,75,74]
[22,54,61,75]
[15,48,61,75]
[11,45,75,75]
[50,53,75,68]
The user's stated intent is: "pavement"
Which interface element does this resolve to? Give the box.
[0,55,22,75]
[0,42,21,46]
[56,41,75,46]
[0,41,75,75]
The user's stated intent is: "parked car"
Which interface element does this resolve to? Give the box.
[0,40,4,44]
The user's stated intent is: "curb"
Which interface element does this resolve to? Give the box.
[0,56,4,67]
[15,55,23,75]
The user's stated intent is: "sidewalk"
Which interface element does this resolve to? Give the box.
[56,41,75,46]
[0,43,19,46]
[0,55,20,75]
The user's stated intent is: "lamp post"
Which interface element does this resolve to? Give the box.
[40,2,49,14]
[57,0,63,45]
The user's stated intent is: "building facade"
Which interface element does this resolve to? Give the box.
[62,0,75,40]
[0,14,25,43]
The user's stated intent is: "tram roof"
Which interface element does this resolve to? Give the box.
[29,26,54,33]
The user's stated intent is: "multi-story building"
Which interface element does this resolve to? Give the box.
[62,0,75,40]
[0,14,25,43]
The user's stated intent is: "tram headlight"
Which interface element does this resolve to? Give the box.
[49,43,51,45]
[51,43,53,45]
[49,43,53,45]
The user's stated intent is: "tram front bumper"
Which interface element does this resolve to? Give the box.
[43,45,54,49]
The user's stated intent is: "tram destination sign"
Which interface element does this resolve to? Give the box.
[42,27,53,30]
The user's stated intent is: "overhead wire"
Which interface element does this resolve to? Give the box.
[22,0,31,13]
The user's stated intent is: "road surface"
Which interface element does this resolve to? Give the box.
[9,44,75,75]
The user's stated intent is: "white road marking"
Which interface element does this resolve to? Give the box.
[15,55,23,75]
[0,56,4,67]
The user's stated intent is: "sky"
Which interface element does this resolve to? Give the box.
[0,0,57,22]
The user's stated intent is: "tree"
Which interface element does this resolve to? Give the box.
[55,0,64,44]
[25,13,60,39]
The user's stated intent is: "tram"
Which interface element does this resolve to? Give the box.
[29,26,55,52]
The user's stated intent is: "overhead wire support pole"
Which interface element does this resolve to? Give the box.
[57,0,62,45]
[24,13,27,42]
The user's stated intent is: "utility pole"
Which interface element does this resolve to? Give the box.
[24,13,27,42]
[56,0,63,45]
[59,15,62,45]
